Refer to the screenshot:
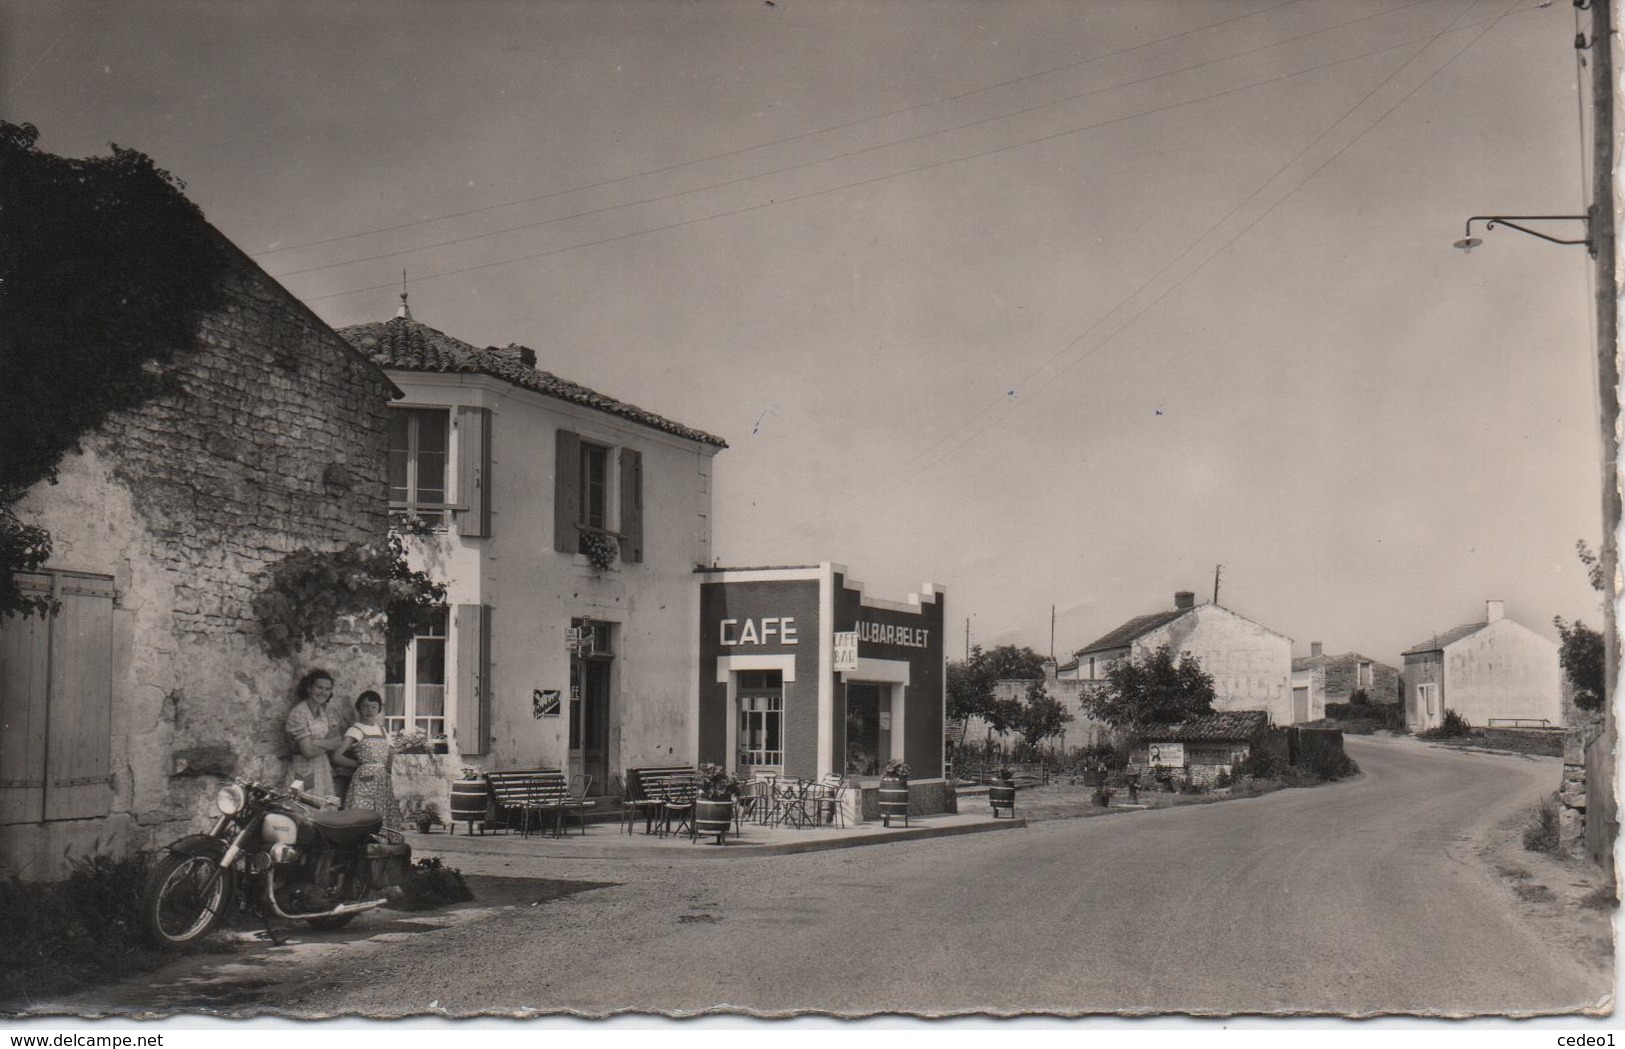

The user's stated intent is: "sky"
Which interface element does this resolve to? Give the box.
[1,0,1608,671]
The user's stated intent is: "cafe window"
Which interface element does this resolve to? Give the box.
[737,670,783,769]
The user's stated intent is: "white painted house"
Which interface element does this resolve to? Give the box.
[1063,590,1295,725]
[341,303,727,792]
[1401,600,1561,731]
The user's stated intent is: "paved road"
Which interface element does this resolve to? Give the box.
[50,735,1612,1017]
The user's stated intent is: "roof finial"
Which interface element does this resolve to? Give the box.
[396,268,412,320]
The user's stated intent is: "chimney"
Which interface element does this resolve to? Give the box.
[488,344,538,369]
[1174,590,1195,610]
[1486,599,1505,623]
[1310,642,1323,658]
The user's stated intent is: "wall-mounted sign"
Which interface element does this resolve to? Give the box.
[567,622,597,656]
[1148,742,1185,768]
[532,689,561,718]
[833,631,858,671]
[855,621,930,648]
[878,711,891,730]
[719,616,799,646]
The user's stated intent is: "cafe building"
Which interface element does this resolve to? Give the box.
[696,563,949,816]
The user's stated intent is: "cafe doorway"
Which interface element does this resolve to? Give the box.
[569,618,613,789]
[844,682,891,777]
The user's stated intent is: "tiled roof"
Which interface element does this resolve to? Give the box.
[340,315,728,448]
[1075,609,1189,656]
[1151,710,1271,742]
[1401,622,1487,656]
[1291,651,1392,672]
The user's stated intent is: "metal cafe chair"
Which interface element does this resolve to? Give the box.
[773,777,814,829]
[809,773,847,828]
[659,781,698,839]
[736,778,773,831]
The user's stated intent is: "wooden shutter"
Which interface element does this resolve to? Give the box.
[455,407,492,538]
[0,574,52,825]
[554,428,581,553]
[455,603,491,756]
[45,575,115,820]
[619,447,643,564]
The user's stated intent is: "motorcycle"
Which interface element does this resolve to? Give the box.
[141,778,412,947]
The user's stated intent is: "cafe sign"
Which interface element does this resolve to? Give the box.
[833,631,858,671]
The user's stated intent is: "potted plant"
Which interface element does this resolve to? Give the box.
[878,759,911,827]
[989,765,1016,818]
[693,762,740,845]
[1094,782,1115,808]
[580,530,619,571]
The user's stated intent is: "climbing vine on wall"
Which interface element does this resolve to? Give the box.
[0,120,231,617]
[253,531,448,660]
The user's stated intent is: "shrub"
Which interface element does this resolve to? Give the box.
[1420,709,1472,739]
[392,856,474,912]
[1236,748,1287,779]
[1522,796,1561,854]
[1300,745,1360,782]
[0,853,184,1001]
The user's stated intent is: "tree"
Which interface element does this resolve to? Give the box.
[946,643,1046,733]
[1082,645,1216,728]
[1014,680,1072,750]
[1553,617,1605,712]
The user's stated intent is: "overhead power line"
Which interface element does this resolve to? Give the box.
[761,0,1541,552]
[272,0,1444,282]
[252,0,1313,259]
[302,22,1458,305]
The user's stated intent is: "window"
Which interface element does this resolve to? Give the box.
[389,409,449,527]
[1417,683,1437,717]
[738,670,784,768]
[385,607,449,746]
[1357,661,1373,688]
[578,441,610,552]
[554,430,644,562]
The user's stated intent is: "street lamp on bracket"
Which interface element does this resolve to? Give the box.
[1453,212,1594,256]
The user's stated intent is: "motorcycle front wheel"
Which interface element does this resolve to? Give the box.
[142,852,235,947]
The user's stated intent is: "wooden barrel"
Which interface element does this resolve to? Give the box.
[694,797,734,845]
[989,783,1016,818]
[449,777,491,834]
[878,776,910,827]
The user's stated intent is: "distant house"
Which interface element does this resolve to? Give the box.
[340,304,727,790]
[1293,642,1400,708]
[2,238,398,879]
[1401,600,1560,731]
[1140,710,1271,786]
[1063,590,1295,725]
[958,658,1111,753]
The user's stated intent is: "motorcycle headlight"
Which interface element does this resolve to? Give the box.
[215,783,247,816]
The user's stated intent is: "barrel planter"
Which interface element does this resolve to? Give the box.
[989,782,1017,818]
[449,776,493,835]
[694,797,735,845]
[878,776,910,827]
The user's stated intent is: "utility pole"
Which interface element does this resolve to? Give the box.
[1050,605,1056,661]
[1583,0,1617,869]
[964,618,970,661]
[1212,564,1223,606]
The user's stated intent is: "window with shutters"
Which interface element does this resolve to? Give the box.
[384,606,449,750]
[0,570,115,825]
[554,430,644,563]
[388,408,450,528]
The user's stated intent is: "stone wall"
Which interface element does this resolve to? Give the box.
[2,252,395,878]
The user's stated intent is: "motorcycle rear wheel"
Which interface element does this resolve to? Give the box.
[142,853,235,947]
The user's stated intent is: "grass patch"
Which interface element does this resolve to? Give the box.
[1522,796,1561,855]
[0,854,210,1007]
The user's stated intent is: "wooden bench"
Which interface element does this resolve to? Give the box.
[621,765,697,835]
[487,768,582,838]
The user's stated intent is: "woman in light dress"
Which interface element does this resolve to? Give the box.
[341,690,400,831]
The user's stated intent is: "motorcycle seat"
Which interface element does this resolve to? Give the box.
[309,809,383,845]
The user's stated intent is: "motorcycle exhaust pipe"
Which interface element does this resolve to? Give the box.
[261,870,390,922]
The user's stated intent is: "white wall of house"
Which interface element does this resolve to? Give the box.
[1133,605,1294,725]
[387,371,720,784]
[1441,619,1561,727]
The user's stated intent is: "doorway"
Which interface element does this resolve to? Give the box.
[844,683,891,777]
[568,619,613,790]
